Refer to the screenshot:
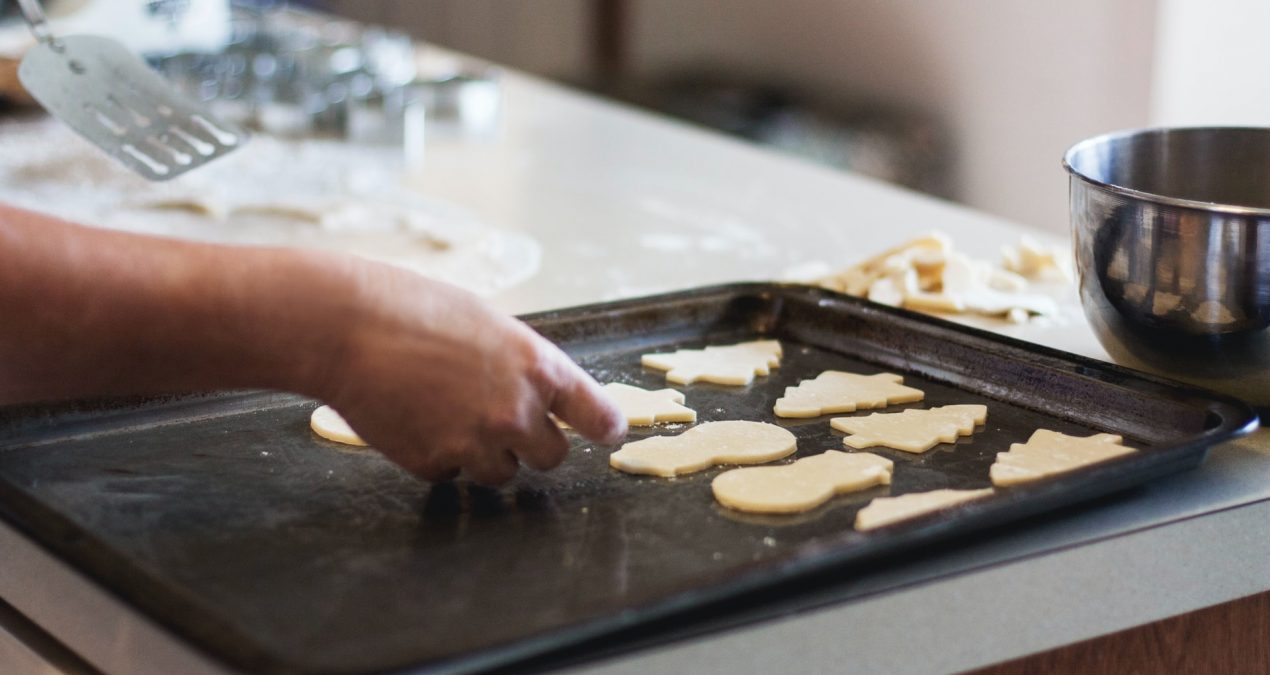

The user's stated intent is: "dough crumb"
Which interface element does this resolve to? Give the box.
[310,405,368,447]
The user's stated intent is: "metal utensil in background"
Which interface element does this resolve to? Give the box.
[13,0,246,180]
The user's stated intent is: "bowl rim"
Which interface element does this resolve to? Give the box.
[1062,125,1270,217]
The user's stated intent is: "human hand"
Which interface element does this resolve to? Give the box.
[0,207,624,477]
[314,261,627,485]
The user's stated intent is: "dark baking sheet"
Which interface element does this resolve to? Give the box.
[0,283,1256,674]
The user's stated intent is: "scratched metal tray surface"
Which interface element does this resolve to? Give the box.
[0,283,1256,674]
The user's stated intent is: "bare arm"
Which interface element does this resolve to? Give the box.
[0,204,626,483]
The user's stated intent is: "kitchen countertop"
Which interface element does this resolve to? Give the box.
[2,52,1268,674]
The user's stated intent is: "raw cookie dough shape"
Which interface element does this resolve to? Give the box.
[712,450,894,514]
[773,371,924,418]
[310,405,368,447]
[990,429,1135,487]
[854,488,994,531]
[831,404,988,453]
[609,421,796,477]
[640,340,782,386]
[602,382,697,425]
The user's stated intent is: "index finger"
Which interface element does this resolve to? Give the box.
[548,354,627,445]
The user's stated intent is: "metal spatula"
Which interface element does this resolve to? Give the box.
[13,0,247,181]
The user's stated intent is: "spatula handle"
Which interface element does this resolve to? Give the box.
[15,0,54,44]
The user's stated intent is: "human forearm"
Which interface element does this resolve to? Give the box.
[0,204,349,404]
[0,203,625,484]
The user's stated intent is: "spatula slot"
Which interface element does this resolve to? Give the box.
[120,143,170,177]
[146,135,192,166]
[158,128,211,159]
[84,103,127,136]
[177,120,220,148]
[167,125,214,156]
[106,94,152,128]
[190,114,241,147]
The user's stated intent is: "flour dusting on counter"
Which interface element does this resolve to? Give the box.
[0,118,540,296]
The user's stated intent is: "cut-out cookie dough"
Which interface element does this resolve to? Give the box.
[561,383,696,427]
[712,451,893,514]
[990,430,1135,487]
[310,405,368,447]
[774,371,924,418]
[831,404,987,453]
[854,488,994,531]
[605,382,696,425]
[641,339,781,386]
[610,421,796,477]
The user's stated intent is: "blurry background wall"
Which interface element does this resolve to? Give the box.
[324,0,1264,235]
[620,0,1155,234]
[1151,0,1270,127]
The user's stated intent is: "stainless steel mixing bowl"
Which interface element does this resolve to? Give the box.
[1064,127,1270,406]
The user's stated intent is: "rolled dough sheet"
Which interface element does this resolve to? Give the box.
[831,404,988,453]
[990,429,1135,487]
[310,405,368,447]
[609,420,796,477]
[712,450,893,514]
[640,340,782,386]
[854,488,994,531]
[774,371,924,418]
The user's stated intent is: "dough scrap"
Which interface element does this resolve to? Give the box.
[596,382,697,426]
[817,232,1062,321]
[609,421,796,477]
[641,339,782,386]
[831,404,988,453]
[310,405,368,447]
[132,194,230,219]
[774,371,924,418]
[854,488,994,531]
[712,450,893,514]
[990,429,1135,487]
[818,232,953,296]
[1001,235,1072,282]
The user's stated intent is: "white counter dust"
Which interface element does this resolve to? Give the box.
[0,119,540,297]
